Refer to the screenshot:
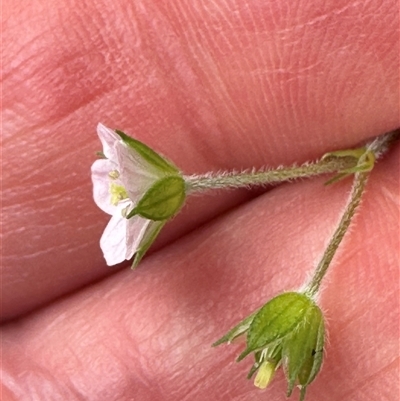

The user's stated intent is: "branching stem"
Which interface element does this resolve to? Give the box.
[304,131,398,297]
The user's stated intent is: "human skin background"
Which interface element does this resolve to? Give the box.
[2,0,399,400]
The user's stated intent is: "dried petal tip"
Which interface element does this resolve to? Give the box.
[254,361,276,389]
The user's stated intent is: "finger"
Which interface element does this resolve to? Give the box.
[2,0,399,320]
[1,144,398,401]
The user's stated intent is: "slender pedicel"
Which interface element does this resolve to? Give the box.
[184,131,399,193]
[304,131,398,297]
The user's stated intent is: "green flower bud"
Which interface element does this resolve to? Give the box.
[214,292,325,401]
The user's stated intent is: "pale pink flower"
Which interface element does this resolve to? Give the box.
[91,123,164,266]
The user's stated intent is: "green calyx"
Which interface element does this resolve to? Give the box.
[127,176,186,221]
[215,292,325,401]
[115,129,186,221]
[238,292,312,360]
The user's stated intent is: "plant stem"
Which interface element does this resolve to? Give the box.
[304,130,399,298]
[185,131,399,195]
[304,170,369,298]
[367,130,399,158]
[185,157,358,193]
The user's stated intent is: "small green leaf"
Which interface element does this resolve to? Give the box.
[115,130,179,175]
[322,147,367,161]
[239,293,311,360]
[323,146,376,185]
[212,311,258,347]
[128,176,186,221]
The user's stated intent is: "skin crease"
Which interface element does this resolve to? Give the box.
[1,0,399,400]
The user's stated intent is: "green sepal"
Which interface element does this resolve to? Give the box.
[297,306,325,387]
[247,351,263,379]
[299,387,307,401]
[212,311,258,347]
[238,293,311,361]
[131,220,166,269]
[127,176,186,221]
[283,303,324,397]
[115,130,179,175]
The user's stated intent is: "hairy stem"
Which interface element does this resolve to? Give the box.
[185,157,358,193]
[305,171,369,297]
[304,130,398,297]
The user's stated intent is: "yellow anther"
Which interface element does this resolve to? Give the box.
[109,182,128,205]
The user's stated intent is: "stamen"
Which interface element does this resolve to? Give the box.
[110,182,128,205]
[108,170,120,180]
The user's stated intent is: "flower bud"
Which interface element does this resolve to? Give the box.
[214,292,325,401]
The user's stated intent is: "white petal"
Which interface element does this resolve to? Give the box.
[100,210,128,266]
[127,219,165,262]
[91,159,118,215]
[100,204,151,265]
[125,216,152,260]
[97,123,120,160]
[115,141,160,202]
